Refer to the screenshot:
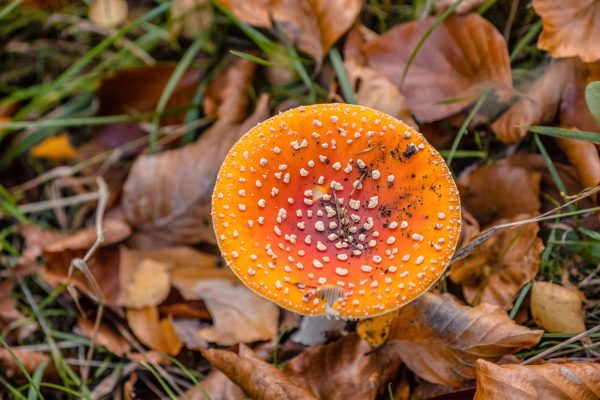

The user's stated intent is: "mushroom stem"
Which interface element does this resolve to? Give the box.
[290,315,346,346]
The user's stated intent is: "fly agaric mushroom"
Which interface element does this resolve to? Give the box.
[212,104,461,318]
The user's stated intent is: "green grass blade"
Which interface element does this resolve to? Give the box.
[140,361,179,400]
[528,126,600,144]
[0,0,22,20]
[509,281,532,319]
[510,20,542,62]
[150,32,207,152]
[329,47,356,104]
[230,50,275,66]
[585,81,600,125]
[445,91,488,166]
[0,336,45,400]
[400,0,464,88]
[27,359,48,400]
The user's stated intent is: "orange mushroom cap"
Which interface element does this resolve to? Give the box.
[212,104,461,318]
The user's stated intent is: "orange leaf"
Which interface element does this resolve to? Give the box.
[533,0,600,62]
[30,133,76,161]
[475,359,600,399]
[126,307,182,355]
[365,13,512,122]
[387,292,543,387]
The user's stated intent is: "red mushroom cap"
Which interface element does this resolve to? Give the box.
[212,104,461,318]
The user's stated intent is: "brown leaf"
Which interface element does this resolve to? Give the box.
[387,292,543,387]
[77,317,132,356]
[533,0,600,62]
[450,214,544,309]
[0,348,55,383]
[365,13,511,122]
[121,61,267,246]
[475,359,600,399]
[184,370,249,400]
[222,0,361,61]
[190,280,279,346]
[126,307,182,355]
[118,249,171,308]
[491,59,574,144]
[559,61,600,133]
[201,344,318,400]
[90,65,201,155]
[457,159,541,226]
[344,63,416,128]
[531,282,586,334]
[556,137,600,190]
[284,333,402,400]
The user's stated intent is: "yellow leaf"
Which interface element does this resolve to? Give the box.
[356,310,399,347]
[31,134,76,161]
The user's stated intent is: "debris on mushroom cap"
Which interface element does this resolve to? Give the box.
[212,104,461,319]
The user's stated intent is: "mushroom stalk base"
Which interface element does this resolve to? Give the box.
[291,315,346,346]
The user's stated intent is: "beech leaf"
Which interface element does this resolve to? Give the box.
[387,292,543,387]
[531,282,586,334]
[365,13,512,122]
[475,359,600,400]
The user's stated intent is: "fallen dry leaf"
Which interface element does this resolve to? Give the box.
[89,0,128,29]
[189,279,279,346]
[185,370,249,400]
[344,63,416,128]
[450,214,544,309]
[201,344,317,400]
[118,252,171,309]
[475,359,600,399]
[365,13,511,122]
[121,60,267,246]
[491,59,574,144]
[126,307,182,355]
[0,348,55,383]
[533,0,600,62]
[77,317,131,356]
[284,333,402,400]
[38,219,131,304]
[221,0,361,61]
[458,159,541,226]
[86,65,201,156]
[356,310,399,347]
[555,137,600,190]
[30,133,76,161]
[531,281,586,334]
[386,292,543,387]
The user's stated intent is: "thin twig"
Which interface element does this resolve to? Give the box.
[66,177,108,387]
[521,324,600,365]
[17,192,100,214]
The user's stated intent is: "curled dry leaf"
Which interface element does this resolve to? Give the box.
[450,214,544,309]
[285,333,402,400]
[89,0,128,29]
[531,281,586,334]
[386,292,543,387]
[126,307,182,355]
[555,137,600,190]
[38,219,131,304]
[475,359,600,400]
[533,0,600,62]
[458,159,541,226]
[201,344,318,400]
[221,0,361,61]
[121,60,267,246]
[365,13,511,122]
[492,59,574,144]
[189,280,279,346]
